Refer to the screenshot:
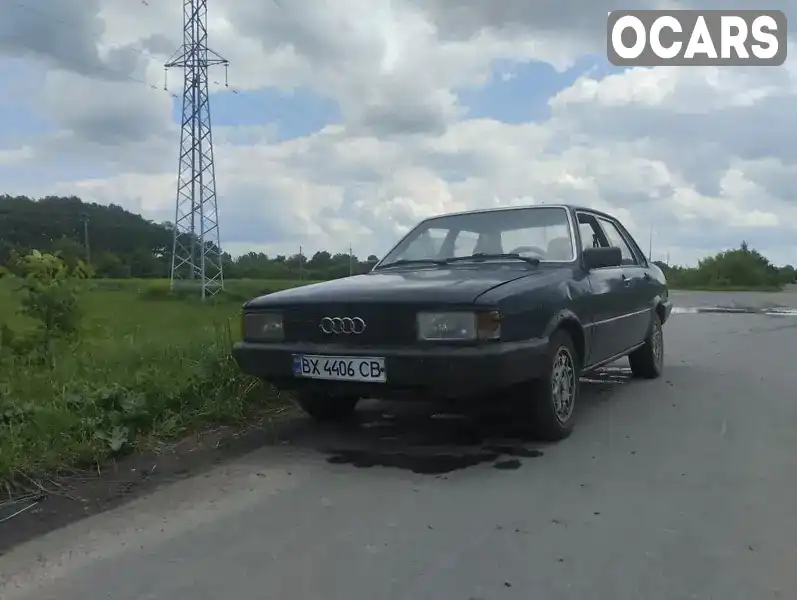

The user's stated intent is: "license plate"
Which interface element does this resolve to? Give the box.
[292,355,386,383]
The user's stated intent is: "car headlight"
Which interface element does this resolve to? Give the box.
[417,311,501,341]
[243,311,284,341]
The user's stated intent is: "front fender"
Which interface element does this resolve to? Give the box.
[541,308,589,365]
[542,309,584,339]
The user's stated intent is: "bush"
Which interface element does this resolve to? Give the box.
[0,250,90,365]
[0,329,282,482]
[658,241,793,291]
[0,257,290,489]
[137,278,319,303]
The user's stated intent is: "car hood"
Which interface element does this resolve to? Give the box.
[245,266,550,307]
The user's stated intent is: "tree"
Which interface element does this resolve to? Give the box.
[0,195,172,278]
[51,236,87,269]
[664,241,789,290]
[3,250,91,365]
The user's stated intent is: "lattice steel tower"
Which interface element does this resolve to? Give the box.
[165,0,228,298]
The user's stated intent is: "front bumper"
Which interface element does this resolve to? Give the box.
[232,338,549,400]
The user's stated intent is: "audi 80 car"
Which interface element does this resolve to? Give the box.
[233,204,672,440]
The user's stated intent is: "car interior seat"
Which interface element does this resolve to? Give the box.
[474,232,503,255]
[404,232,436,259]
[546,237,573,261]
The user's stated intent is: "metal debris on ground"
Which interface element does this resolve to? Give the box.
[0,495,46,525]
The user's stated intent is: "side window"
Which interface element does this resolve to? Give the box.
[577,214,606,252]
[578,222,601,251]
[597,218,639,266]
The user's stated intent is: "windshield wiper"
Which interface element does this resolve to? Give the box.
[445,252,541,265]
[376,258,448,269]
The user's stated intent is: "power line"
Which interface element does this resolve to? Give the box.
[6,0,180,97]
[165,0,227,299]
[7,0,323,139]
[5,1,272,102]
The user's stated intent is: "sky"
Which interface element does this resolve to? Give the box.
[0,0,795,266]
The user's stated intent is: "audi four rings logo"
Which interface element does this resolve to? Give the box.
[320,316,366,334]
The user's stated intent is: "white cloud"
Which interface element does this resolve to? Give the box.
[1,0,796,267]
[0,146,34,165]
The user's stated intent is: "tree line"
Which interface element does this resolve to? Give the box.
[1,195,794,289]
[0,195,377,281]
[654,241,795,290]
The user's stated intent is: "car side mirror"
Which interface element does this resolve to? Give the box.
[583,246,622,270]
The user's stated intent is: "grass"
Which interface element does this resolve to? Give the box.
[0,277,317,490]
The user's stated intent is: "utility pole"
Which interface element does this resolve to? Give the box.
[165,0,228,299]
[349,244,353,276]
[80,213,90,265]
[299,245,303,280]
[648,225,653,261]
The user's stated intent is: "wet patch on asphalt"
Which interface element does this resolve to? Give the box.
[326,449,506,474]
[320,369,630,475]
[323,410,545,475]
[580,366,632,386]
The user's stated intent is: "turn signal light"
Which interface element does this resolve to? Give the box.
[477,310,501,340]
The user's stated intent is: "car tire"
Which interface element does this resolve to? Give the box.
[295,391,359,422]
[524,329,580,441]
[628,313,663,379]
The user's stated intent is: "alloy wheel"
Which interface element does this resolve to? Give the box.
[551,347,576,423]
[652,322,663,367]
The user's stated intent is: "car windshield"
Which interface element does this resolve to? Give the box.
[376,206,575,268]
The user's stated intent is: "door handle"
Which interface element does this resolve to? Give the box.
[622,274,631,286]
[643,272,652,281]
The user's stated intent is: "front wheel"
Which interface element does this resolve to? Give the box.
[295,391,359,422]
[520,329,581,441]
[628,313,664,379]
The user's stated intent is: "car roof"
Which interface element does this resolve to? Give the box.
[422,203,619,222]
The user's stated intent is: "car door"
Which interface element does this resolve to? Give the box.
[575,211,631,365]
[596,217,654,349]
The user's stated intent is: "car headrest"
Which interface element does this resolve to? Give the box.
[474,233,503,255]
[546,237,572,261]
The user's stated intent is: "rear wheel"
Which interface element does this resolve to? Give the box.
[628,313,663,379]
[521,329,580,441]
[295,391,359,421]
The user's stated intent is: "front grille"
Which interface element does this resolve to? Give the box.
[283,304,416,346]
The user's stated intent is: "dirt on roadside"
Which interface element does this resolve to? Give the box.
[0,417,304,556]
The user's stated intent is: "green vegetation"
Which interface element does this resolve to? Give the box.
[656,242,795,291]
[0,254,313,489]
[0,194,378,281]
[0,194,358,489]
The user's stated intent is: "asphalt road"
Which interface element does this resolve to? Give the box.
[2,300,797,599]
[670,285,797,310]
